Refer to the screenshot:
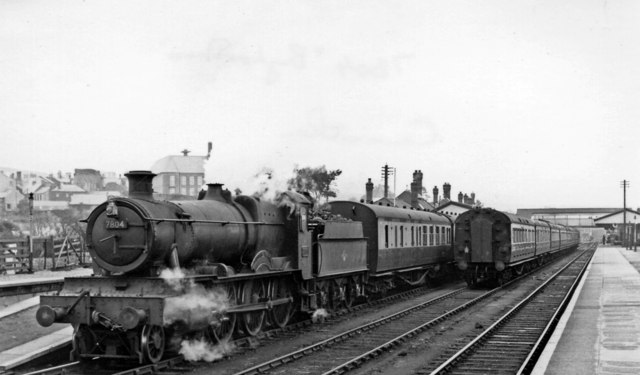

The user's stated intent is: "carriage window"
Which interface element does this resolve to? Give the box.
[395,226,398,247]
[411,227,415,246]
[385,225,389,248]
[429,226,434,245]
[400,226,404,247]
[435,227,440,245]
[418,227,422,246]
[447,227,451,244]
[423,226,428,246]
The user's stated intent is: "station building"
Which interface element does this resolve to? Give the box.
[150,143,211,199]
[516,207,640,245]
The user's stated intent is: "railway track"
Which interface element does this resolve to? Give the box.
[427,243,597,375]
[220,246,592,375]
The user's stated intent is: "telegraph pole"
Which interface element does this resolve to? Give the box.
[621,180,630,248]
[380,164,394,201]
[28,193,34,273]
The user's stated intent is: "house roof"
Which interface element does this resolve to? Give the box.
[0,190,24,199]
[33,200,69,210]
[394,190,436,210]
[436,200,473,211]
[151,155,206,174]
[52,184,85,193]
[70,191,121,206]
[594,208,640,222]
[516,208,620,218]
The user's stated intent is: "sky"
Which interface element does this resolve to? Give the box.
[1,0,639,212]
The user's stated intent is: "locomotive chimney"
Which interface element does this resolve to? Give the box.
[432,185,439,205]
[204,183,227,203]
[125,171,156,200]
[443,182,451,200]
[458,191,463,203]
[365,178,373,203]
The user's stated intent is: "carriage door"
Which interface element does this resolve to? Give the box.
[471,216,493,263]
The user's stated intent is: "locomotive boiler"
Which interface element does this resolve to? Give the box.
[86,171,288,275]
[454,207,580,286]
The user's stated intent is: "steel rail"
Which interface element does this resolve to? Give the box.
[19,361,80,375]
[429,247,594,374]
[232,287,468,375]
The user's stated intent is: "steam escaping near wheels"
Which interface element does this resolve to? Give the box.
[160,268,230,329]
[312,308,328,323]
[180,338,234,362]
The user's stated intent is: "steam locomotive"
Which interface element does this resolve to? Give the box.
[454,207,580,286]
[36,171,454,363]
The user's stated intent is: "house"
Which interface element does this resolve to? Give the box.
[150,143,211,198]
[0,189,24,214]
[50,184,86,201]
[74,169,103,192]
[593,208,640,245]
[0,171,24,214]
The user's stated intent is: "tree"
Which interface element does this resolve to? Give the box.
[287,165,342,203]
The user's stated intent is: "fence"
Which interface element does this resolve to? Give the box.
[0,235,89,274]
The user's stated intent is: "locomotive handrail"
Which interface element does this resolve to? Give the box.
[138,215,284,226]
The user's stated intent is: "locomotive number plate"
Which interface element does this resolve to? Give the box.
[105,218,128,229]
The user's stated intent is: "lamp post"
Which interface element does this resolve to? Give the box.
[621,180,629,248]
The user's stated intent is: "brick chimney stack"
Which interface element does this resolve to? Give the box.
[414,170,423,195]
[470,192,476,204]
[365,178,374,203]
[443,182,451,200]
[458,191,463,203]
[433,186,439,205]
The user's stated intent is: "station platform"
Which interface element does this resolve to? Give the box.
[533,246,640,374]
[0,267,93,371]
[0,267,93,287]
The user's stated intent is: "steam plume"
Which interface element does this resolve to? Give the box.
[180,338,234,362]
[160,267,229,328]
[312,308,328,323]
